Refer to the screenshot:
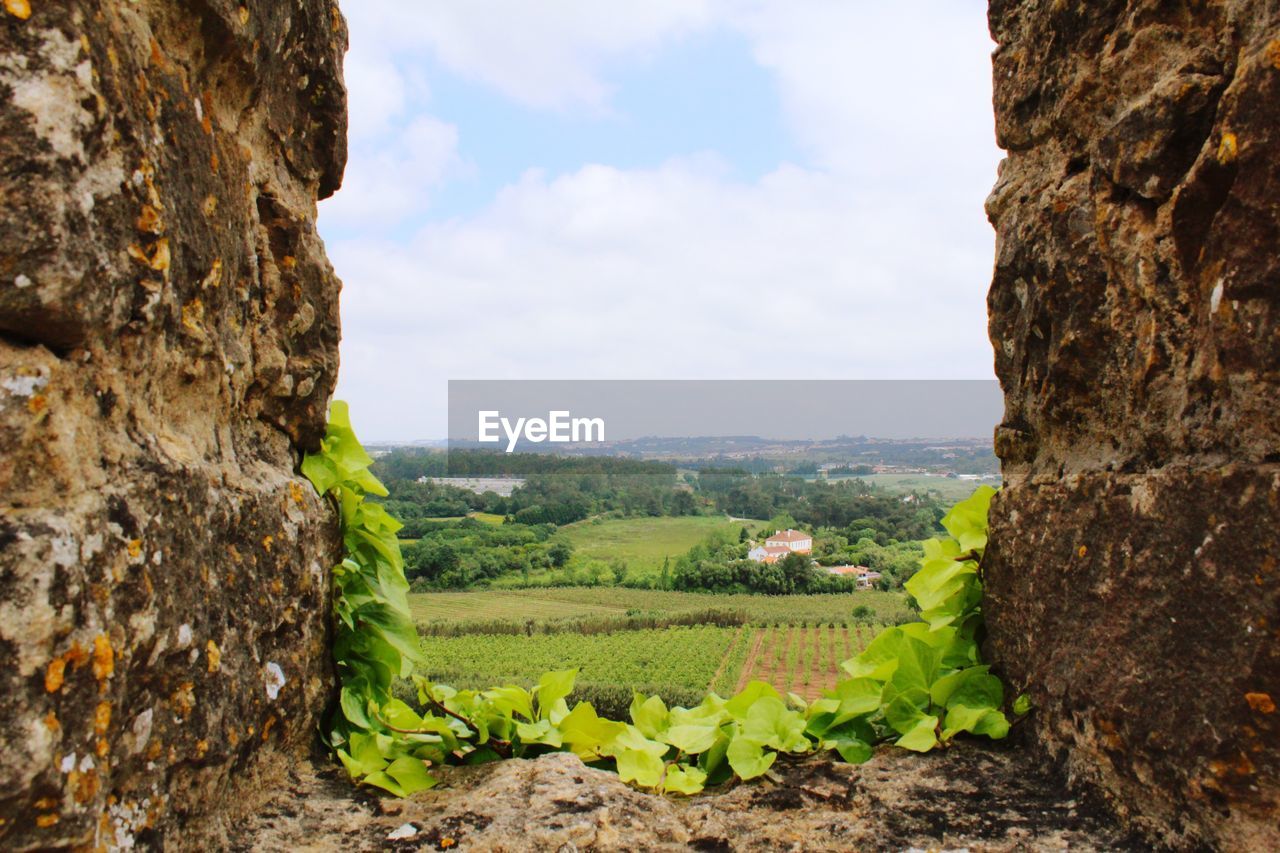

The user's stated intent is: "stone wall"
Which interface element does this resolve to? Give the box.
[983,0,1279,848]
[0,1,346,848]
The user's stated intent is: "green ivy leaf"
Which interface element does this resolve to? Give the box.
[941,485,996,553]
[663,763,707,795]
[535,669,578,720]
[833,737,874,764]
[615,746,666,788]
[630,694,669,739]
[384,755,437,794]
[894,715,940,752]
[485,685,535,722]
[663,723,720,754]
[742,697,809,753]
[557,702,626,760]
[726,736,775,780]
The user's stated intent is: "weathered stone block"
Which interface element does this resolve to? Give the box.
[985,1,1280,847]
[0,1,346,847]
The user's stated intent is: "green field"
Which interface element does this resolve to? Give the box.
[419,625,740,692]
[551,515,765,579]
[836,473,999,502]
[408,587,909,705]
[409,587,909,629]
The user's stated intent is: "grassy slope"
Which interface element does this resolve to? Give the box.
[836,473,991,502]
[552,515,766,579]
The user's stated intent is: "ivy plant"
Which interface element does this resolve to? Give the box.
[303,403,1022,796]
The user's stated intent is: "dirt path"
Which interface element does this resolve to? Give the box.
[770,626,795,694]
[732,627,768,693]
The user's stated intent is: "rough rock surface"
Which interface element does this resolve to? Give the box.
[984,1,1280,848]
[230,745,1138,852]
[0,1,346,848]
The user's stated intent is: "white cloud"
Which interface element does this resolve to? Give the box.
[320,116,462,230]
[332,157,995,440]
[339,0,717,111]
[728,1,997,183]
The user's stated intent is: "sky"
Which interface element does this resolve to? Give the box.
[319,1,1003,442]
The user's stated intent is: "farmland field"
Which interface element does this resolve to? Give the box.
[409,587,910,629]
[547,515,767,580]
[410,587,905,704]
[834,473,999,502]
[418,625,741,692]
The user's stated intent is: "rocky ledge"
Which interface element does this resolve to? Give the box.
[227,742,1138,852]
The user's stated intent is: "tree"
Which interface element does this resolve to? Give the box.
[548,541,573,568]
[778,552,818,594]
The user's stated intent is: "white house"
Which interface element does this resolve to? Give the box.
[764,529,812,554]
[748,545,794,564]
[825,565,883,589]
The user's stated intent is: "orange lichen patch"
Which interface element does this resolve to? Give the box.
[148,38,166,68]
[94,701,112,736]
[27,393,48,416]
[96,738,109,758]
[200,91,213,134]
[66,641,90,669]
[44,711,60,732]
[36,814,59,828]
[261,715,277,741]
[206,640,221,673]
[171,682,196,717]
[35,797,58,809]
[262,535,274,552]
[45,657,67,693]
[181,299,204,331]
[281,255,298,271]
[127,539,143,560]
[194,739,209,759]
[440,838,456,849]
[136,205,164,234]
[1210,752,1256,778]
[127,238,170,272]
[1217,132,1238,164]
[70,768,100,804]
[210,151,219,174]
[1095,717,1124,750]
[4,0,32,20]
[237,5,250,25]
[145,738,164,761]
[1245,692,1275,714]
[200,258,223,289]
[1267,39,1280,70]
[270,578,284,595]
[92,634,114,684]
[227,727,240,747]
[1077,545,1088,558]
[202,194,219,217]
[288,481,306,506]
